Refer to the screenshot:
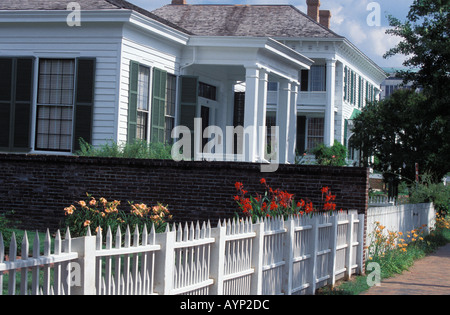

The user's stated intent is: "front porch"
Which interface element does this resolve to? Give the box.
[172,36,313,165]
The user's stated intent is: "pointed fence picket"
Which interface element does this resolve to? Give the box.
[0,229,78,295]
[0,211,366,295]
[93,224,161,295]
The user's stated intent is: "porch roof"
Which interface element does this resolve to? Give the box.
[184,36,314,82]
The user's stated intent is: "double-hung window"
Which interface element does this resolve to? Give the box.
[306,117,324,151]
[35,58,95,152]
[1,57,95,153]
[36,59,75,151]
[136,65,150,141]
[128,61,174,144]
[300,65,326,92]
[309,65,326,92]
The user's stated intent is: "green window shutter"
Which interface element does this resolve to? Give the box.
[350,71,354,105]
[343,66,347,102]
[0,58,34,151]
[13,58,33,150]
[179,75,198,129]
[179,76,198,159]
[344,119,349,158]
[296,115,306,154]
[358,76,362,108]
[73,58,96,152]
[127,61,139,143]
[344,119,348,147]
[366,81,369,103]
[0,58,13,148]
[151,68,167,143]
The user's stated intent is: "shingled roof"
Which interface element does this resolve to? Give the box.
[152,4,343,38]
[0,0,192,34]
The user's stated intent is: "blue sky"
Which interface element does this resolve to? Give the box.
[129,0,415,68]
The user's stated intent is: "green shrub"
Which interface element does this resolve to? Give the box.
[0,213,13,246]
[311,140,348,166]
[76,138,173,160]
[409,175,450,216]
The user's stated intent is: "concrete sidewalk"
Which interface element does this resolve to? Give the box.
[362,243,450,295]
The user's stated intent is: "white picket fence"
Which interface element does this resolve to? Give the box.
[367,202,435,237]
[0,211,365,295]
[0,229,77,295]
[369,195,405,207]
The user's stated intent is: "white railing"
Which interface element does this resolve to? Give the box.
[298,91,327,106]
[369,195,397,207]
[0,211,365,295]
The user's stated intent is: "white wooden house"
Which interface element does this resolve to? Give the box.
[0,0,385,165]
[0,0,314,164]
[153,0,387,163]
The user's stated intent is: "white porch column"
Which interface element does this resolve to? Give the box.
[243,66,260,162]
[324,58,336,147]
[257,69,268,161]
[276,79,291,164]
[288,82,299,163]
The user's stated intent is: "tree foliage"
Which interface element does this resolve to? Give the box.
[350,89,441,180]
[351,0,449,183]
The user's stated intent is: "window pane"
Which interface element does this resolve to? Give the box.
[199,82,217,100]
[307,117,324,151]
[134,65,150,141]
[137,65,150,110]
[36,105,73,151]
[137,111,148,141]
[38,59,75,105]
[165,116,174,145]
[267,82,278,92]
[310,66,326,92]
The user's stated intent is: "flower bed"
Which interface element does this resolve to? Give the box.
[233,178,340,221]
[64,193,172,237]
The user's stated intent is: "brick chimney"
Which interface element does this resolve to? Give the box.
[319,10,332,28]
[172,0,186,4]
[306,0,320,22]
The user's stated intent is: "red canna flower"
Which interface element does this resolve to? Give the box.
[305,202,314,214]
[270,201,278,210]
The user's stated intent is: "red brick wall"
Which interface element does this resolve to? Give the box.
[0,154,369,231]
